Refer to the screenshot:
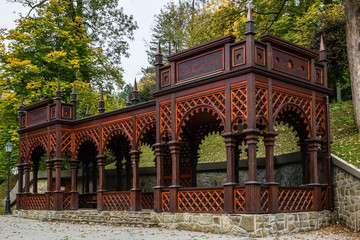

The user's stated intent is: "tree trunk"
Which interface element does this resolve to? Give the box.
[345,0,360,130]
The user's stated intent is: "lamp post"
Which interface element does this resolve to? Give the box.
[5,141,13,214]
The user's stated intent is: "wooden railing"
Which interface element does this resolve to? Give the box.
[177,187,224,213]
[141,192,154,209]
[161,190,170,212]
[234,187,246,213]
[103,191,131,211]
[260,187,270,213]
[278,186,313,212]
[27,193,46,210]
[79,193,97,209]
[63,193,71,210]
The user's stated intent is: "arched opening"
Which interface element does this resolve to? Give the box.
[179,107,225,187]
[29,145,46,193]
[105,133,132,191]
[77,140,98,196]
[274,104,310,186]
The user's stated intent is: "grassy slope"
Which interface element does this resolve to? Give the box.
[330,100,360,168]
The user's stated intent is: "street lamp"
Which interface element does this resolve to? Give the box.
[5,141,13,214]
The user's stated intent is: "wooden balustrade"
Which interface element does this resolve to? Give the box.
[103,192,131,211]
[278,187,314,212]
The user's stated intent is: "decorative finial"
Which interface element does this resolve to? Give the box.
[126,94,131,106]
[319,35,327,62]
[131,78,139,105]
[98,90,105,114]
[245,5,255,35]
[157,40,161,54]
[19,98,24,113]
[72,83,76,94]
[246,4,253,22]
[55,81,62,100]
[86,105,90,117]
[320,35,325,51]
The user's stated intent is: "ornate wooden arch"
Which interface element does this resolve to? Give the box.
[103,128,133,152]
[28,141,47,163]
[75,135,100,156]
[274,103,312,139]
[137,121,156,147]
[177,104,225,141]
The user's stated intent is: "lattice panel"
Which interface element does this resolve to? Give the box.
[231,87,247,120]
[272,90,311,118]
[27,194,46,210]
[160,104,171,141]
[103,192,131,211]
[18,195,24,209]
[28,134,48,159]
[136,114,156,142]
[261,188,269,213]
[61,132,72,154]
[234,188,246,213]
[162,192,170,212]
[278,188,313,212]
[50,132,56,154]
[75,128,99,144]
[256,87,268,118]
[49,194,54,210]
[316,102,326,135]
[178,189,224,213]
[321,188,327,210]
[176,91,226,127]
[63,193,71,210]
[141,193,154,209]
[19,138,26,159]
[102,120,133,144]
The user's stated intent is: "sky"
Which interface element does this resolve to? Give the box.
[0,0,170,86]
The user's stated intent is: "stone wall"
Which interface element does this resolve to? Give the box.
[332,154,360,231]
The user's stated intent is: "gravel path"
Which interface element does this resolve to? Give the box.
[0,215,359,240]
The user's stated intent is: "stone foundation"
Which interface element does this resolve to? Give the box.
[13,210,333,237]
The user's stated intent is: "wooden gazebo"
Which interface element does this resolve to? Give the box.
[16,9,331,214]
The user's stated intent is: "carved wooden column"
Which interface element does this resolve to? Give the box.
[264,132,278,213]
[222,132,237,213]
[45,160,53,210]
[53,159,63,211]
[306,138,322,210]
[16,164,24,209]
[96,155,106,211]
[244,129,261,213]
[321,139,330,210]
[130,150,141,211]
[153,143,165,212]
[69,160,79,210]
[23,163,31,210]
[168,141,182,212]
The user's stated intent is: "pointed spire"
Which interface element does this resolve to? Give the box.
[319,35,327,62]
[72,83,76,94]
[86,105,90,117]
[131,78,139,105]
[98,90,105,114]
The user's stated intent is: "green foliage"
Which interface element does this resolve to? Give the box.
[198,133,226,162]
[138,67,156,102]
[139,144,155,168]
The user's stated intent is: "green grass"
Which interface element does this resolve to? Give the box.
[330,100,360,168]
[0,175,18,201]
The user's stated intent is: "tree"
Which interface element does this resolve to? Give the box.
[344,0,360,130]
[138,67,155,102]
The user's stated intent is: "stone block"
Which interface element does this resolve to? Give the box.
[221,216,233,233]
[239,215,254,232]
[197,214,213,225]
[178,222,192,231]
[192,223,203,232]
[204,224,220,234]
[163,214,175,223]
[174,213,184,222]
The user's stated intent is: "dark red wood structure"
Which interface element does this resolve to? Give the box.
[16,9,332,214]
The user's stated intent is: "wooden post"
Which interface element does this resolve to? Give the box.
[264,132,278,213]
[23,163,31,210]
[244,129,261,213]
[96,155,106,211]
[299,142,309,184]
[153,143,165,212]
[130,150,141,211]
[53,159,63,211]
[168,141,182,212]
[306,138,322,211]
[45,160,53,210]
[222,132,237,213]
[69,160,79,210]
[16,164,24,209]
